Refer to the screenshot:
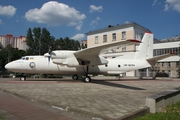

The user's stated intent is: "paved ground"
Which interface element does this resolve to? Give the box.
[0,77,180,120]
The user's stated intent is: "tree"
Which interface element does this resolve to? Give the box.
[0,44,26,69]
[55,37,80,50]
[81,43,87,49]
[26,27,55,55]
[41,28,55,54]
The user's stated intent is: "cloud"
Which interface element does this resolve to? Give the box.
[164,0,180,12]
[90,17,100,26]
[68,21,83,30]
[71,34,85,41]
[164,3,169,11]
[0,5,16,17]
[152,0,158,6]
[25,1,86,30]
[90,5,103,13]
[125,21,130,24]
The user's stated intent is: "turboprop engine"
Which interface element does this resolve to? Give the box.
[48,50,80,67]
[44,50,108,67]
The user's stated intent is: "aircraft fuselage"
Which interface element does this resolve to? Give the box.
[5,56,149,75]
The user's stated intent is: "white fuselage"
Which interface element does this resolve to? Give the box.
[5,56,150,75]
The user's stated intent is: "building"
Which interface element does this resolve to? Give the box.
[86,22,151,47]
[86,22,152,77]
[86,22,179,78]
[153,38,180,77]
[80,40,87,49]
[0,34,28,50]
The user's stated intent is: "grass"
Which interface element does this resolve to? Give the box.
[134,101,180,120]
[0,116,4,120]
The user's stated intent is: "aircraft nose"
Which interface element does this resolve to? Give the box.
[5,62,13,70]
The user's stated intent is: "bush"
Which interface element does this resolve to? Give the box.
[155,72,169,77]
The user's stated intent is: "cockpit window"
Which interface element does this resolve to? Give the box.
[25,57,29,60]
[22,57,25,60]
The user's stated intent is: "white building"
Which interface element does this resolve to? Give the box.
[153,39,180,77]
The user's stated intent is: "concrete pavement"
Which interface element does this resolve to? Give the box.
[0,89,86,120]
[0,77,180,120]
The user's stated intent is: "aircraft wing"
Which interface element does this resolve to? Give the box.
[74,39,140,65]
[147,52,175,66]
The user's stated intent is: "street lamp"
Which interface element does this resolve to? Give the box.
[32,36,41,55]
[37,37,41,55]
[178,44,180,78]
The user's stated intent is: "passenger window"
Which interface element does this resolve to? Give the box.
[26,57,29,60]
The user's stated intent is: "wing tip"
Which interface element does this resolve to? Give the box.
[128,39,141,43]
[146,31,152,34]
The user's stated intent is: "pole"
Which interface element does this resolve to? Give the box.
[38,38,41,55]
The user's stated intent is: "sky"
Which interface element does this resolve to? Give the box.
[0,0,180,41]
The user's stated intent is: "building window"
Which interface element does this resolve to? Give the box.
[168,70,171,77]
[176,62,180,68]
[111,49,116,53]
[122,47,126,52]
[162,62,165,67]
[103,35,107,43]
[95,36,98,44]
[153,50,157,56]
[122,31,126,40]
[112,33,116,41]
[168,62,171,67]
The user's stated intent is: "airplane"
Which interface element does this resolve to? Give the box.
[5,32,174,82]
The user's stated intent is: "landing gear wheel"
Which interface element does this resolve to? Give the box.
[20,77,26,81]
[72,75,78,80]
[84,76,91,83]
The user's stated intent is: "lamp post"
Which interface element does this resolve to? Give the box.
[178,44,180,78]
[33,36,41,55]
[37,37,41,55]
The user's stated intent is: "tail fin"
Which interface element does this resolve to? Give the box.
[134,32,153,59]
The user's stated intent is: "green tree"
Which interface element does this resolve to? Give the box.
[81,43,87,49]
[55,37,80,50]
[26,27,55,55]
[0,44,26,69]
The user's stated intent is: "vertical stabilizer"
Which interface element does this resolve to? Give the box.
[134,32,153,59]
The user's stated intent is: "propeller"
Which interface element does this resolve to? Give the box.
[44,46,52,63]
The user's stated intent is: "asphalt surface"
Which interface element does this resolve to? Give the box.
[0,77,180,120]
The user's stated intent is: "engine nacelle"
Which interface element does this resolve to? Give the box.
[51,50,80,67]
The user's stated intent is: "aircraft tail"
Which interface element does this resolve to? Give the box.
[134,32,153,59]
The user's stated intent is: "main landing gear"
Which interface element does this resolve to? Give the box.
[72,66,92,83]
[82,66,91,83]
[72,74,91,83]
[83,76,91,83]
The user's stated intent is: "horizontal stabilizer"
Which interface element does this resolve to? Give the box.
[147,53,175,66]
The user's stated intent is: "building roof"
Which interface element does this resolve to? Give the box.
[86,22,151,35]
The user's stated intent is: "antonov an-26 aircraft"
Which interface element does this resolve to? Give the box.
[5,32,174,82]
